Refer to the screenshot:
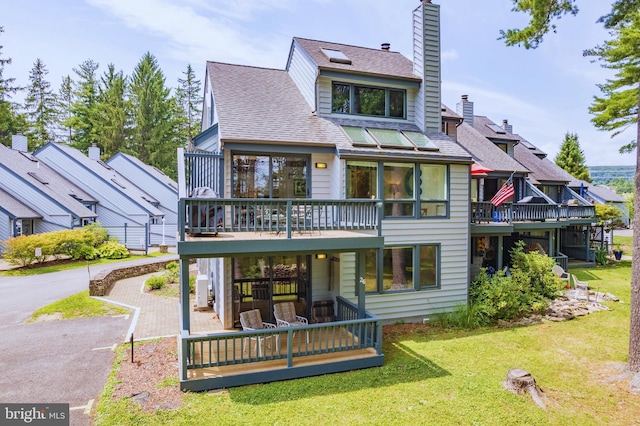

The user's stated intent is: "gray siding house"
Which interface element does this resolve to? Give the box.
[0,143,97,251]
[34,142,166,248]
[176,1,475,391]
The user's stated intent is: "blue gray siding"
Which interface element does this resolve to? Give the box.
[287,40,318,110]
[413,1,441,133]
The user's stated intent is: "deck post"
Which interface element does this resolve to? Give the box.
[357,250,366,319]
[180,257,191,332]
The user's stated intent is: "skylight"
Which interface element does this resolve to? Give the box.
[341,126,377,146]
[402,131,439,151]
[367,128,414,149]
[321,48,352,64]
[487,123,506,134]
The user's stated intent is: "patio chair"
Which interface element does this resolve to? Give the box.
[273,302,309,341]
[239,309,279,356]
[572,275,590,301]
[552,265,571,287]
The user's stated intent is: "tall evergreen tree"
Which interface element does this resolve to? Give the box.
[129,52,181,178]
[57,75,74,144]
[501,0,640,384]
[554,132,592,182]
[0,26,27,146]
[175,64,202,141]
[96,64,128,159]
[67,59,100,152]
[23,58,58,150]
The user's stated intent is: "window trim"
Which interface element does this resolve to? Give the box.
[365,243,441,294]
[231,152,311,199]
[332,81,406,119]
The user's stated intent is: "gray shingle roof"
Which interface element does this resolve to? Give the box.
[107,152,178,190]
[0,187,41,219]
[0,144,97,219]
[208,61,471,162]
[472,116,520,142]
[293,37,419,82]
[514,143,572,184]
[455,121,529,174]
[42,143,164,216]
[586,184,627,202]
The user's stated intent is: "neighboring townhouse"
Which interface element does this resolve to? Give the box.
[107,152,179,244]
[582,183,629,227]
[34,142,166,249]
[0,143,97,250]
[450,95,595,273]
[176,1,476,390]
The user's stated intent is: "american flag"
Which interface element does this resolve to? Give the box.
[490,181,514,207]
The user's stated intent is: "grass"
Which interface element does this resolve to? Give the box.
[94,261,640,425]
[613,234,632,254]
[29,290,130,322]
[1,251,170,276]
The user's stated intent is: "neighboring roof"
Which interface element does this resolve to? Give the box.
[0,144,97,219]
[292,37,419,82]
[514,143,571,184]
[37,143,164,217]
[455,121,529,174]
[441,104,462,121]
[0,187,41,219]
[107,152,178,192]
[586,184,627,203]
[207,61,471,163]
[472,116,520,143]
[513,134,546,157]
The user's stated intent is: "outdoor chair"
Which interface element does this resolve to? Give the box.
[239,309,279,356]
[311,299,336,324]
[572,275,590,301]
[552,265,571,287]
[273,302,309,341]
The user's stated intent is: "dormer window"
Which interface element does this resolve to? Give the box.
[332,82,406,119]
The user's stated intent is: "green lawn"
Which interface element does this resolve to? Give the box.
[29,290,130,322]
[95,262,639,425]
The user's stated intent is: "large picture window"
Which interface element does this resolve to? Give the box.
[232,154,308,198]
[347,161,377,199]
[419,164,448,217]
[366,244,439,293]
[332,82,406,119]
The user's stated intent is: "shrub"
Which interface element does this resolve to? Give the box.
[469,241,563,325]
[166,261,179,283]
[96,241,130,259]
[146,275,167,290]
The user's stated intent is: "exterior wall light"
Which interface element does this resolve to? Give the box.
[315,162,327,169]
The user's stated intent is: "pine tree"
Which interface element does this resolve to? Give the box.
[175,64,202,141]
[129,52,181,178]
[0,26,27,146]
[501,0,640,381]
[23,58,58,150]
[96,64,128,159]
[554,132,592,182]
[57,75,74,144]
[67,59,100,153]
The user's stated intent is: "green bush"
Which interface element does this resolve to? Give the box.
[166,261,180,283]
[96,241,130,259]
[469,241,563,325]
[189,275,196,294]
[146,275,167,290]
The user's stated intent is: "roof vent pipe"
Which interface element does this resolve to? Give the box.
[381,43,390,51]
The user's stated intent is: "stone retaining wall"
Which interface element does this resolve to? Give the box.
[90,258,178,296]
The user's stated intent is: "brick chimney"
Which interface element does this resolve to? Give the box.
[456,95,474,127]
[413,0,441,133]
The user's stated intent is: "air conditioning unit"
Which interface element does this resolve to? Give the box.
[196,275,209,308]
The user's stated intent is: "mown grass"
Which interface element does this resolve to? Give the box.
[29,290,130,322]
[94,261,640,425]
[613,234,632,255]
[1,251,170,276]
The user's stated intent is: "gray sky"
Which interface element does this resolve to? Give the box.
[2,0,633,165]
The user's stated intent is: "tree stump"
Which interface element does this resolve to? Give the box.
[503,368,546,409]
